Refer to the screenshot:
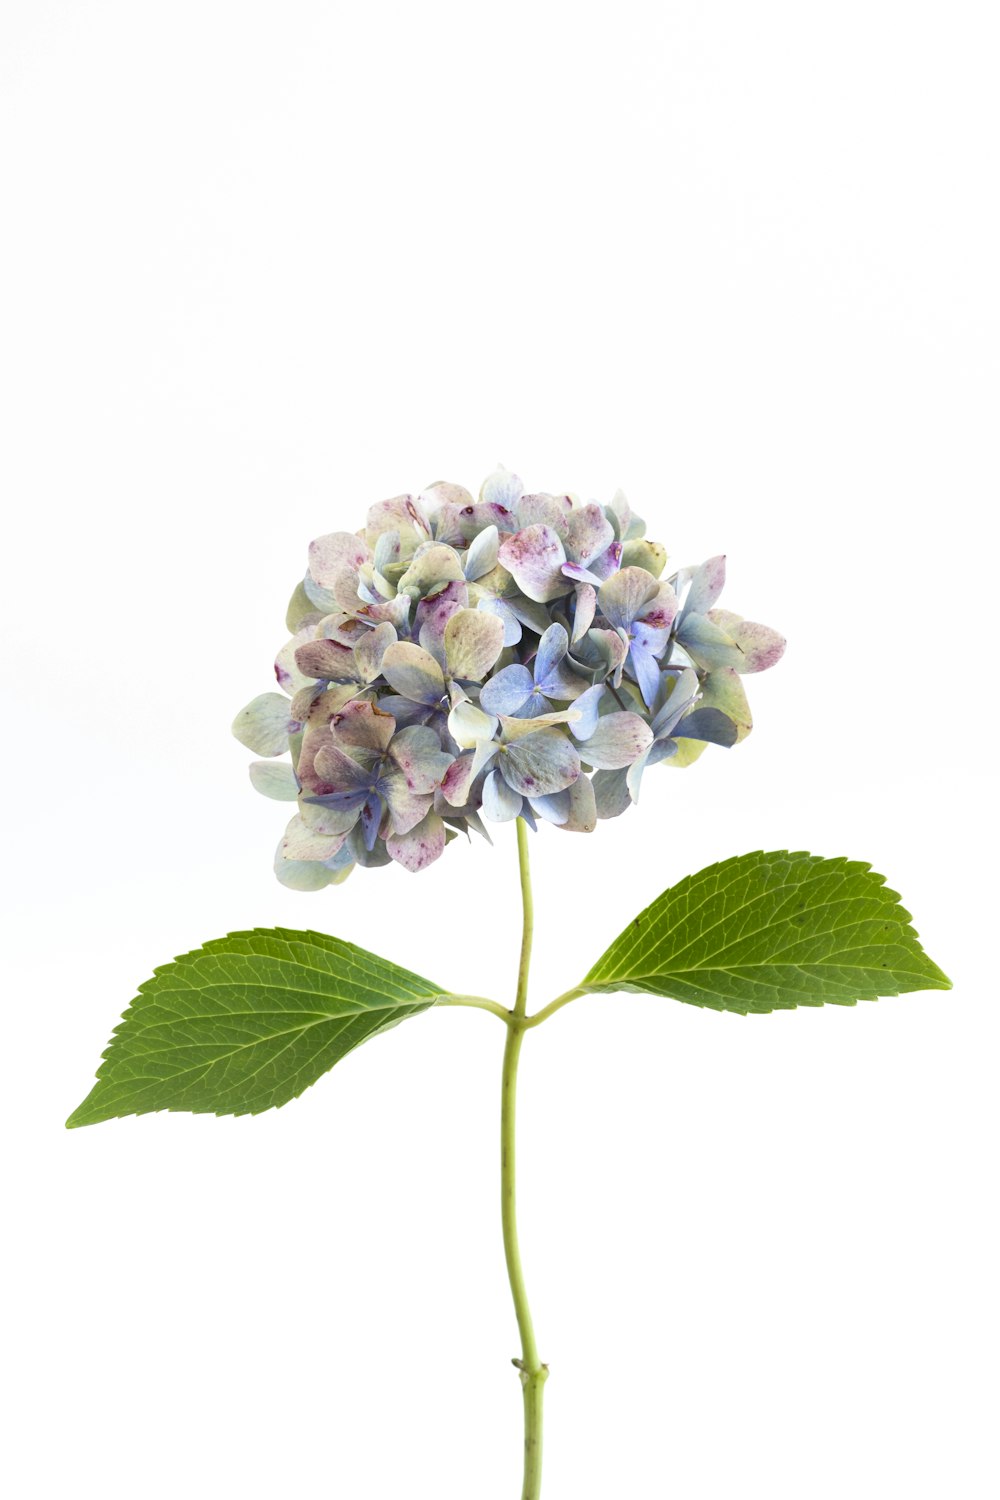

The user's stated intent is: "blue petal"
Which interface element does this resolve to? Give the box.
[479,663,534,716]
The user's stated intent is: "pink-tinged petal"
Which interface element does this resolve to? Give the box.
[380,769,435,835]
[444,608,506,682]
[294,637,356,681]
[607,488,632,540]
[381,641,447,705]
[308,532,370,589]
[597,566,661,632]
[279,814,349,863]
[501,730,580,796]
[352,621,397,683]
[364,495,432,555]
[480,464,524,509]
[578,711,653,769]
[684,555,726,616]
[571,583,597,643]
[387,724,454,793]
[516,493,571,534]
[565,503,615,569]
[635,581,678,632]
[706,614,786,673]
[498,525,571,604]
[330,698,397,755]
[275,630,319,694]
[313,741,376,793]
[386,811,447,872]
[585,540,623,581]
[457,501,517,540]
[482,769,524,822]
[440,751,476,807]
[232,693,298,756]
[422,480,474,510]
[463,524,500,580]
[555,771,597,832]
[448,699,498,749]
[248,761,299,801]
[674,611,743,671]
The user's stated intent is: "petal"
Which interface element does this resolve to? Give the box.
[565,502,615,568]
[699,667,752,740]
[353,621,398,683]
[298,797,361,835]
[683,555,727,616]
[516,492,572,533]
[379,768,434,835]
[386,811,447,872]
[626,748,651,803]
[294,637,357,681]
[571,583,597,643]
[381,641,447,705]
[308,531,371,589]
[532,622,569,689]
[248,761,299,801]
[279,814,349,863]
[331,698,397,755]
[448,699,499,749]
[286,579,318,633]
[568,684,605,740]
[479,463,524,509]
[415,579,469,657]
[627,639,664,709]
[578,711,653,769]
[502,730,581,796]
[497,525,571,604]
[360,791,385,851]
[313,741,377,793]
[365,495,432,555]
[444,608,505,682]
[597,566,661,632]
[674,611,745,672]
[479,663,534,716]
[396,543,465,599]
[440,752,476,807]
[457,501,518,540]
[586,627,628,682]
[232,693,297,756]
[527,790,571,825]
[476,595,523,646]
[554,772,597,832]
[650,667,701,735]
[482,768,524,822]
[387,724,454,793]
[463,524,500,581]
[706,615,786,673]
[498,709,581,739]
[620,538,667,577]
[273,844,342,891]
[673,706,738,746]
[591,767,631,820]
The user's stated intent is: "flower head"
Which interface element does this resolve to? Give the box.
[233,466,785,886]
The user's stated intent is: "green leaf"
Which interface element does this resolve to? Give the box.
[67,928,448,1128]
[582,850,951,1014]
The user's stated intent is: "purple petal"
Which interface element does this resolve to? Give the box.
[308,532,371,589]
[516,492,571,533]
[501,730,581,796]
[526,790,571,825]
[387,724,454,793]
[482,769,524,822]
[479,664,534,716]
[313,742,377,794]
[627,639,663,708]
[331,699,397,755]
[360,791,384,851]
[294,637,357,681]
[532,622,569,689]
[571,584,597,643]
[476,595,523,646]
[568,684,605,740]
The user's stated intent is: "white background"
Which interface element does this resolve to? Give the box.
[2,4,997,1496]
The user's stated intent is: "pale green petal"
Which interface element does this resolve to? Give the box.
[448,699,498,748]
[232,693,296,756]
[381,641,447,705]
[444,608,506,682]
[279,814,349,863]
[620,539,667,577]
[396,543,465,600]
[248,761,299,801]
[354,621,397,683]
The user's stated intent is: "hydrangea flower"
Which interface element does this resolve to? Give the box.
[233,466,785,887]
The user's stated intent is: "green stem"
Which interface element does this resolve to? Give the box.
[501,819,547,1500]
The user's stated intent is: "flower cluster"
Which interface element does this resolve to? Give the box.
[233,467,785,888]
